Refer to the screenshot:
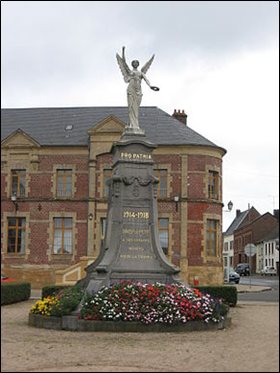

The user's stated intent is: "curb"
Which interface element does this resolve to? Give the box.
[28,313,231,333]
[237,287,272,294]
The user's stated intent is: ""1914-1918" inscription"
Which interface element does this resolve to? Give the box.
[123,211,150,219]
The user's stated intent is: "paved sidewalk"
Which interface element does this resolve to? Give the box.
[1,300,279,372]
[236,284,272,293]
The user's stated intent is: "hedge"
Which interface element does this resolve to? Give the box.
[41,285,74,300]
[193,286,238,307]
[1,281,31,305]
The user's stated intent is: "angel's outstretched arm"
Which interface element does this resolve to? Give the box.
[142,73,160,91]
[122,46,126,61]
[116,46,131,83]
[142,73,151,88]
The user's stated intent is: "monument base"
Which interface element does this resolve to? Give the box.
[122,127,145,137]
[80,133,182,295]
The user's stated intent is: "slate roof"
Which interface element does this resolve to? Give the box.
[1,106,226,152]
[224,210,250,235]
[262,225,279,242]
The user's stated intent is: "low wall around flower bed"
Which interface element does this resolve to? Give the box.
[28,313,231,333]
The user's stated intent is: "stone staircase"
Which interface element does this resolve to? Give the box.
[55,256,96,286]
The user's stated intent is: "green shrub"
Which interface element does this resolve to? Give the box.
[1,281,31,305]
[31,286,83,317]
[41,285,74,300]
[51,286,84,317]
[192,286,237,307]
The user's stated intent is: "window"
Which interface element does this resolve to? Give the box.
[7,217,26,253]
[101,218,107,247]
[206,219,218,257]
[159,218,169,255]
[208,171,219,200]
[224,242,229,252]
[154,170,167,198]
[224,257,228,267]
[103,170,112,197]
[56,170,72,198]
[53,218,73,254]
[11,170,26,197]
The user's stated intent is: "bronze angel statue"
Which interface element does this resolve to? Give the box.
[116,46,160,134]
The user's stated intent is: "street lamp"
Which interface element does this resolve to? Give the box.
[224,200,233,212]
[11,193,18,212]
[227,200,233,211]
[174,194,179,212]
[223,201,233,284]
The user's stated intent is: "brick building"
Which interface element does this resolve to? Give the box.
[1,107,226,287]
[233,210,279,273]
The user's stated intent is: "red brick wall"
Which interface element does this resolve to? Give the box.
[1,153,89,270]
[39,155,88,171]
[188,155,222,171]
[1,148,224,285]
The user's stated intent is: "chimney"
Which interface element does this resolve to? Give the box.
[273,209,279,221]
[172,109,188,125]
[236,209,241,218]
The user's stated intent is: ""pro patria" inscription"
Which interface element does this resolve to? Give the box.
[121,152,152,160]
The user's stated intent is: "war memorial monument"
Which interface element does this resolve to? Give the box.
[81,47,181,294]
[28,47,232,332]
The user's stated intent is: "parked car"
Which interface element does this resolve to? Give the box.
[229,269,240,284]
[1,274,19,283]
[235,263,250,276]
[261,266,277,276]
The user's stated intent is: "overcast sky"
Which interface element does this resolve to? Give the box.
[1,1,279,230]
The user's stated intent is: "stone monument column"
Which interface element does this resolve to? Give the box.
[83,132,180,294]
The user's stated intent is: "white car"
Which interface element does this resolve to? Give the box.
[261,266,277,276]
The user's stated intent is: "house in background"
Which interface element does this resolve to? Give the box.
[1,106,227,288]
[256,225,279,275]
[223,207,260,280]
[233,210,279,273]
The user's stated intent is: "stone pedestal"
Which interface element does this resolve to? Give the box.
[83,133,180,294]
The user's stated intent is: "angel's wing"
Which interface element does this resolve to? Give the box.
[116,53,131,81]
[141,54,155,74]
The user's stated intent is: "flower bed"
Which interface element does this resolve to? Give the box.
[79,282,228,325]
[30,286,83,317]
[29,282,230,332]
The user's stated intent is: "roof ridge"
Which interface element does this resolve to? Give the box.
[1,106,159,110]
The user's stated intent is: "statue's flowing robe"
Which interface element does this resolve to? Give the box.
[126,70,143,130]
